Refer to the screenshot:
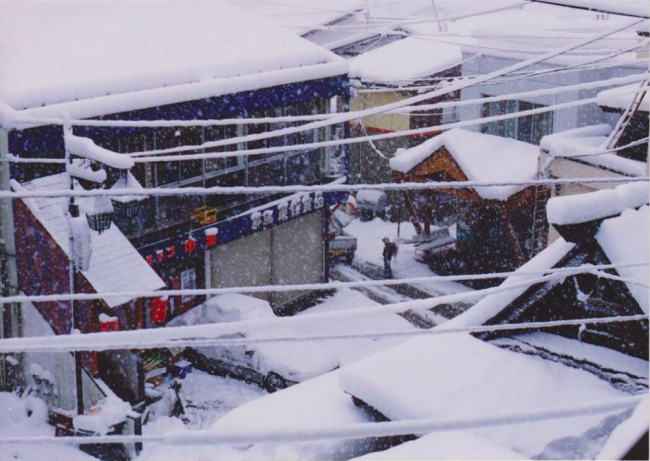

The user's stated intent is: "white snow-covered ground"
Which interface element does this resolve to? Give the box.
[346,217,471,296]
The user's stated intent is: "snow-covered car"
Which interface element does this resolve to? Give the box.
[413,227,456,263]
[167,291,416,392]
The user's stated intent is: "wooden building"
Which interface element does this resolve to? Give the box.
[389,129,540,278]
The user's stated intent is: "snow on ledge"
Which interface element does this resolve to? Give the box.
[595,206,649,314]
[547,181,648,225]
[598,83,649,112]
[540,124,646,177]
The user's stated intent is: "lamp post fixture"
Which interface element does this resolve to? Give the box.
[62,113,141,417]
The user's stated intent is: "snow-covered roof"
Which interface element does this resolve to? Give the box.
[439,238,576,330]
[168,289,415,382]
[546,181,648,225]
[492,332,649,380]
[597,84,650,112]
[352,431,528,460]
[0,0,346,118]
[339,333,630,458]
[232,0,364,36]
[15,174,165,308]
[143,370,374,460]
[540,124,647,177]
[403,1,646,66]
[349,37,462,82]
[596,205,649,314]
[390,128,539,201]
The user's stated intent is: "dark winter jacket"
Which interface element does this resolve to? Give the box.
[383,242,397,261]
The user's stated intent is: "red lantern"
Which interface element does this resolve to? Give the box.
[99,314,120,332]
[151,296,168,324]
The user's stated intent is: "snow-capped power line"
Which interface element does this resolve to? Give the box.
[0,394,643,446]
[357,40,648,89]
[6,69,644,132]
[1,270,647,354]
[547,137,649,159]
[1,262,644,306]
[2,177,647,200]
[359,60,649,92]
[5,80,647,167]
[128,87,649,162]
[389,73,647,113]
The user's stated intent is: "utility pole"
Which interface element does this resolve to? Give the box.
[431,0,448,33]
[0,125,20,391]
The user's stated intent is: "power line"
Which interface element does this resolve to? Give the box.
[6,81,646,167]
[0,394,643,445]
[1,269,647,353]
[3,177,648,199]
[1,262,644,306]
[128,90,650,162]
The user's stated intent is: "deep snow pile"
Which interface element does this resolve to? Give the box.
[339,333,633,458]
[390,129,539,201]
[0,393,95,461]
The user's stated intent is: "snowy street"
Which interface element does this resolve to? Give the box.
[0,0,648,460]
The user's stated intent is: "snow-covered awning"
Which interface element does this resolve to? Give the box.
[390,128,539,201]
[540,125,647,177]
[0,0,347,118]
[597,84,649,112]
[349,38,462,83]
[15,173,165,308]
[339,333,631,458]
[546,181,648,226]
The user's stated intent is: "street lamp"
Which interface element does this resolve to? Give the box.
[62,113,140,417]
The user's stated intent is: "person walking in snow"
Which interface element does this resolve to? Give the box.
[382,237,398,279]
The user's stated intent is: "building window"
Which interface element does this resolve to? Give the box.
[481,96,554,145]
